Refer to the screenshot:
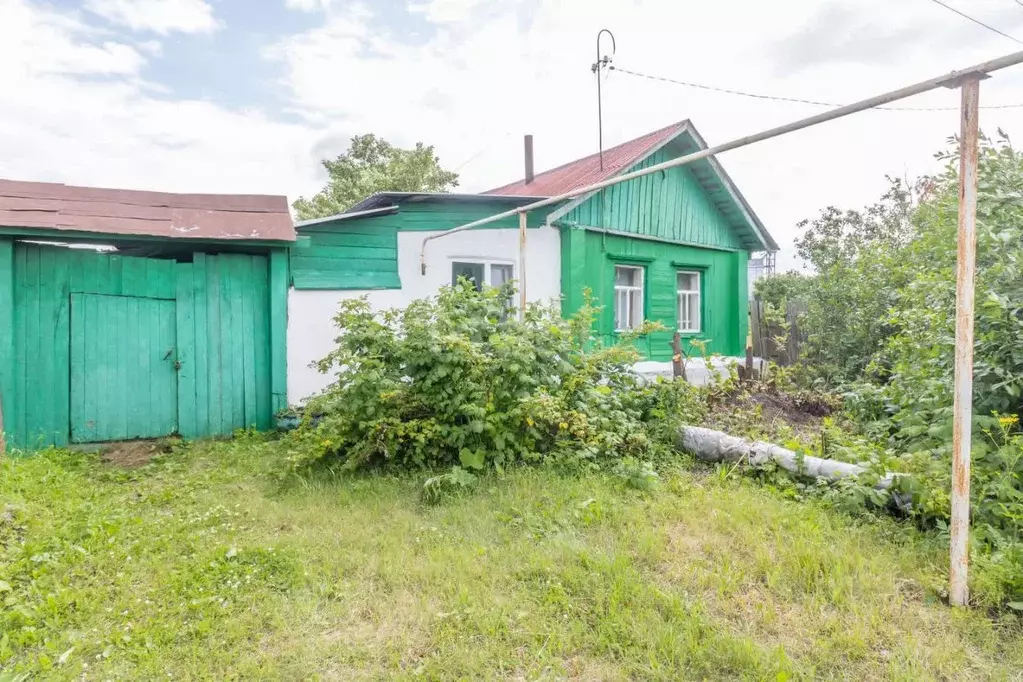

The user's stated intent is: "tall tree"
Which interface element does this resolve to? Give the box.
[293,134,460,220]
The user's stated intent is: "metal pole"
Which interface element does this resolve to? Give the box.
[418,48,1023,268]
[596,54,604,172]
[518,211,527,320]
[950,77,981,607]
[592,29,616,172]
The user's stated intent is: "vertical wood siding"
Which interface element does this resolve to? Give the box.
[70,294,178,442]
[562,149,744,250]
[560,227,747,359]
[2,244,284,450]
[0,239,14,445]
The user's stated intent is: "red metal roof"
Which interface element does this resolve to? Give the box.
[0,179,295,242]
[486,121,688,197]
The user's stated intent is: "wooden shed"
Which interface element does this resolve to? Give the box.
[0,179,294,450]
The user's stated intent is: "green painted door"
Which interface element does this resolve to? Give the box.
[70,293,178,443]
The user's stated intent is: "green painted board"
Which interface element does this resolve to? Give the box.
[176,263,198,439]
[269,249,288,413]
[0,239,13,449]
[70,293,178,443]
[192,254,210,437]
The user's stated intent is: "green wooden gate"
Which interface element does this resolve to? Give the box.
[70,294,178,443]
[0,243,289,449]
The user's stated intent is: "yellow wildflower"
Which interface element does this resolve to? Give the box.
[526,417,534,427]
[998,414,1019,427]
[559,422,568,430]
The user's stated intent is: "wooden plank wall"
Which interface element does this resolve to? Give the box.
[174,253,274,439]
[5,244,282,450]
[291,221,401,290]
[559,228,747,360]
[563,148,745,251]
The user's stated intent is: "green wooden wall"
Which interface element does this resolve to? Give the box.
[560,227,747,360]
[70,293,178,442]
[292,218,401,290]
[562,148,744,250]
[0,240,287,450]
[290,201,551,290]
[393,202,550,231]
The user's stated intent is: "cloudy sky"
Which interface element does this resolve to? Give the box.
[2,0,1023,268]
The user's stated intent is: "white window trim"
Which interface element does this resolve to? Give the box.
[450,258,516,287]
[614,265,645,332]
[677,269,701,334]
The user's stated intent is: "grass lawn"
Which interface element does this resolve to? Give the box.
[2,436,1022,680]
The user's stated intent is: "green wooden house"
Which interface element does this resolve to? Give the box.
[287,120,776,401]
[0,179,294,450]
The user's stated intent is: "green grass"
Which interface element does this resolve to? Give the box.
[2,437,1021,680]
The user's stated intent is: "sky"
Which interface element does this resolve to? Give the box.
[1,0,1023,270]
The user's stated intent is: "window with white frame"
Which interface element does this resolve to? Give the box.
[451,261,514,291]
[614,265,644,331]
[677,270,701,332]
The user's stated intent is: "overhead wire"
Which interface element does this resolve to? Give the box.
[925,0,1023,45]
[609,66,1023,111]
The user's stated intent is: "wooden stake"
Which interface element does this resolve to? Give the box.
[671,332,686,381]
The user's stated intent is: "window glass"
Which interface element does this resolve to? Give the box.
[452,262,485,291]
[490,264,514,287]
[677,270,701,332]
[614,265,644,330]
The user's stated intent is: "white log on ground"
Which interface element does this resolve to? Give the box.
[678,426,899,489]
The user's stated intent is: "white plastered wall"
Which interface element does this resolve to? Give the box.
[287,225,562,403]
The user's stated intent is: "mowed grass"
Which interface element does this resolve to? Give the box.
[2,437,1021,681]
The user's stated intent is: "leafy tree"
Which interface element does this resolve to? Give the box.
[292,134,460,220]
[789,177,916,382]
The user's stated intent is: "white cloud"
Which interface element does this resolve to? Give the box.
[266,0,1023,269]
[407,0,486,24]
[85,0,219,34]
[0,0,315,200]
[284,0,333,12]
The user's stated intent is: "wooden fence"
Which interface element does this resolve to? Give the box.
[749,297,807,366]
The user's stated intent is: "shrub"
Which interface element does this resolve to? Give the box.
[776,133,1023,605]
[288,282,706,473]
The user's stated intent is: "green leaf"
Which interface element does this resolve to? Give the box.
[459,448,485,470]
[1007,601,1023,611]
[0,580,11,593]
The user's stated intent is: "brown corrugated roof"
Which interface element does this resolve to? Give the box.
[0,179,295,242]
[486,121,688,197]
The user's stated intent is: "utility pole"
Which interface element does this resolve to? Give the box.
[591,29,616,171]
[949,72,984,607]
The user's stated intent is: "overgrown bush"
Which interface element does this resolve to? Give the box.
[287,282,705,474]
[776,132,1023,605]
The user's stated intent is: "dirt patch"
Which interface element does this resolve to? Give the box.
[748,391,832,425]
[707,388,838,438]
[100,439,175,468]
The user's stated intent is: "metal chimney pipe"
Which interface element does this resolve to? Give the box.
[523,134,534,184]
